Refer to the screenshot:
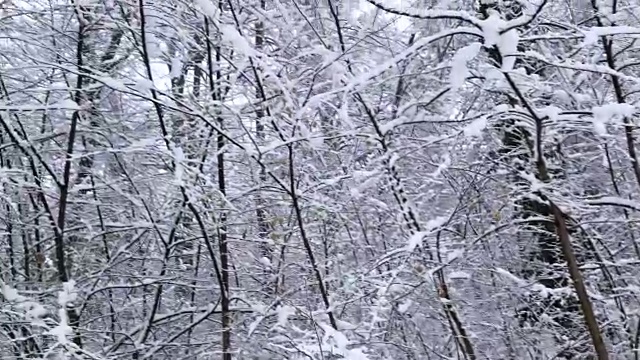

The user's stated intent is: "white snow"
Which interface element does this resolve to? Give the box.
[339,101,354,128]
[388,153,400,169]
[525,50,640,83]
[258,256,271,267]
[495,267,526,285]
[539,105,562,121]
[49,282,78,345]
[221,25,256,57]
[426,216,448,231]
[480,11,502,48]
[519,170,546,192]
[406,231,428,251]
[308,133,325,149]
[363,1,482,27]
[54,99,81,110]
[1,281,24,302]
[0,99,80,111]
[592,103,635,135]
[335,318,357,330]
[145,34,162,58]
[480,10,520,71]
[299,123,325,148]
[150,62,172,91]
[450,42,481,90]
[58,280,78,308]
[169,56,183,79]
[379,117,407,135]
[464,116,487,137]
[48,308,73,344]
[583,26,640,46]
[195,0,219,21]
[173,146,185,185]
[430,154,451,178]
[275,305,296,327]
[446,249,463,262]
[99,76,130,92]
[321,323,350,354]
[587,196,640,211]
[346,27,483,93]
[494,104,510,113]
[448,270,471,280]
[500,29,519,71]
[388,283,407,295]
[345,348,370,360]
[367,197,389,210]
[25,301,48,322]
[397,299,413,313]
[134,78,155,95]
[353,169,378,181]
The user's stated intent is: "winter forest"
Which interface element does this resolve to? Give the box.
[5,0,640,358]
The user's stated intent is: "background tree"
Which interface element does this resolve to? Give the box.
[3,0,640,359]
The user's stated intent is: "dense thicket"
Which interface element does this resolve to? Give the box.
[1,0,640,359]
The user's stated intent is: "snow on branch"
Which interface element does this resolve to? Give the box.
[583,26,640,46]
[586,197,640,211]
[364,0,483,27]
[525,50,640,82]
[346,27,482,92]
